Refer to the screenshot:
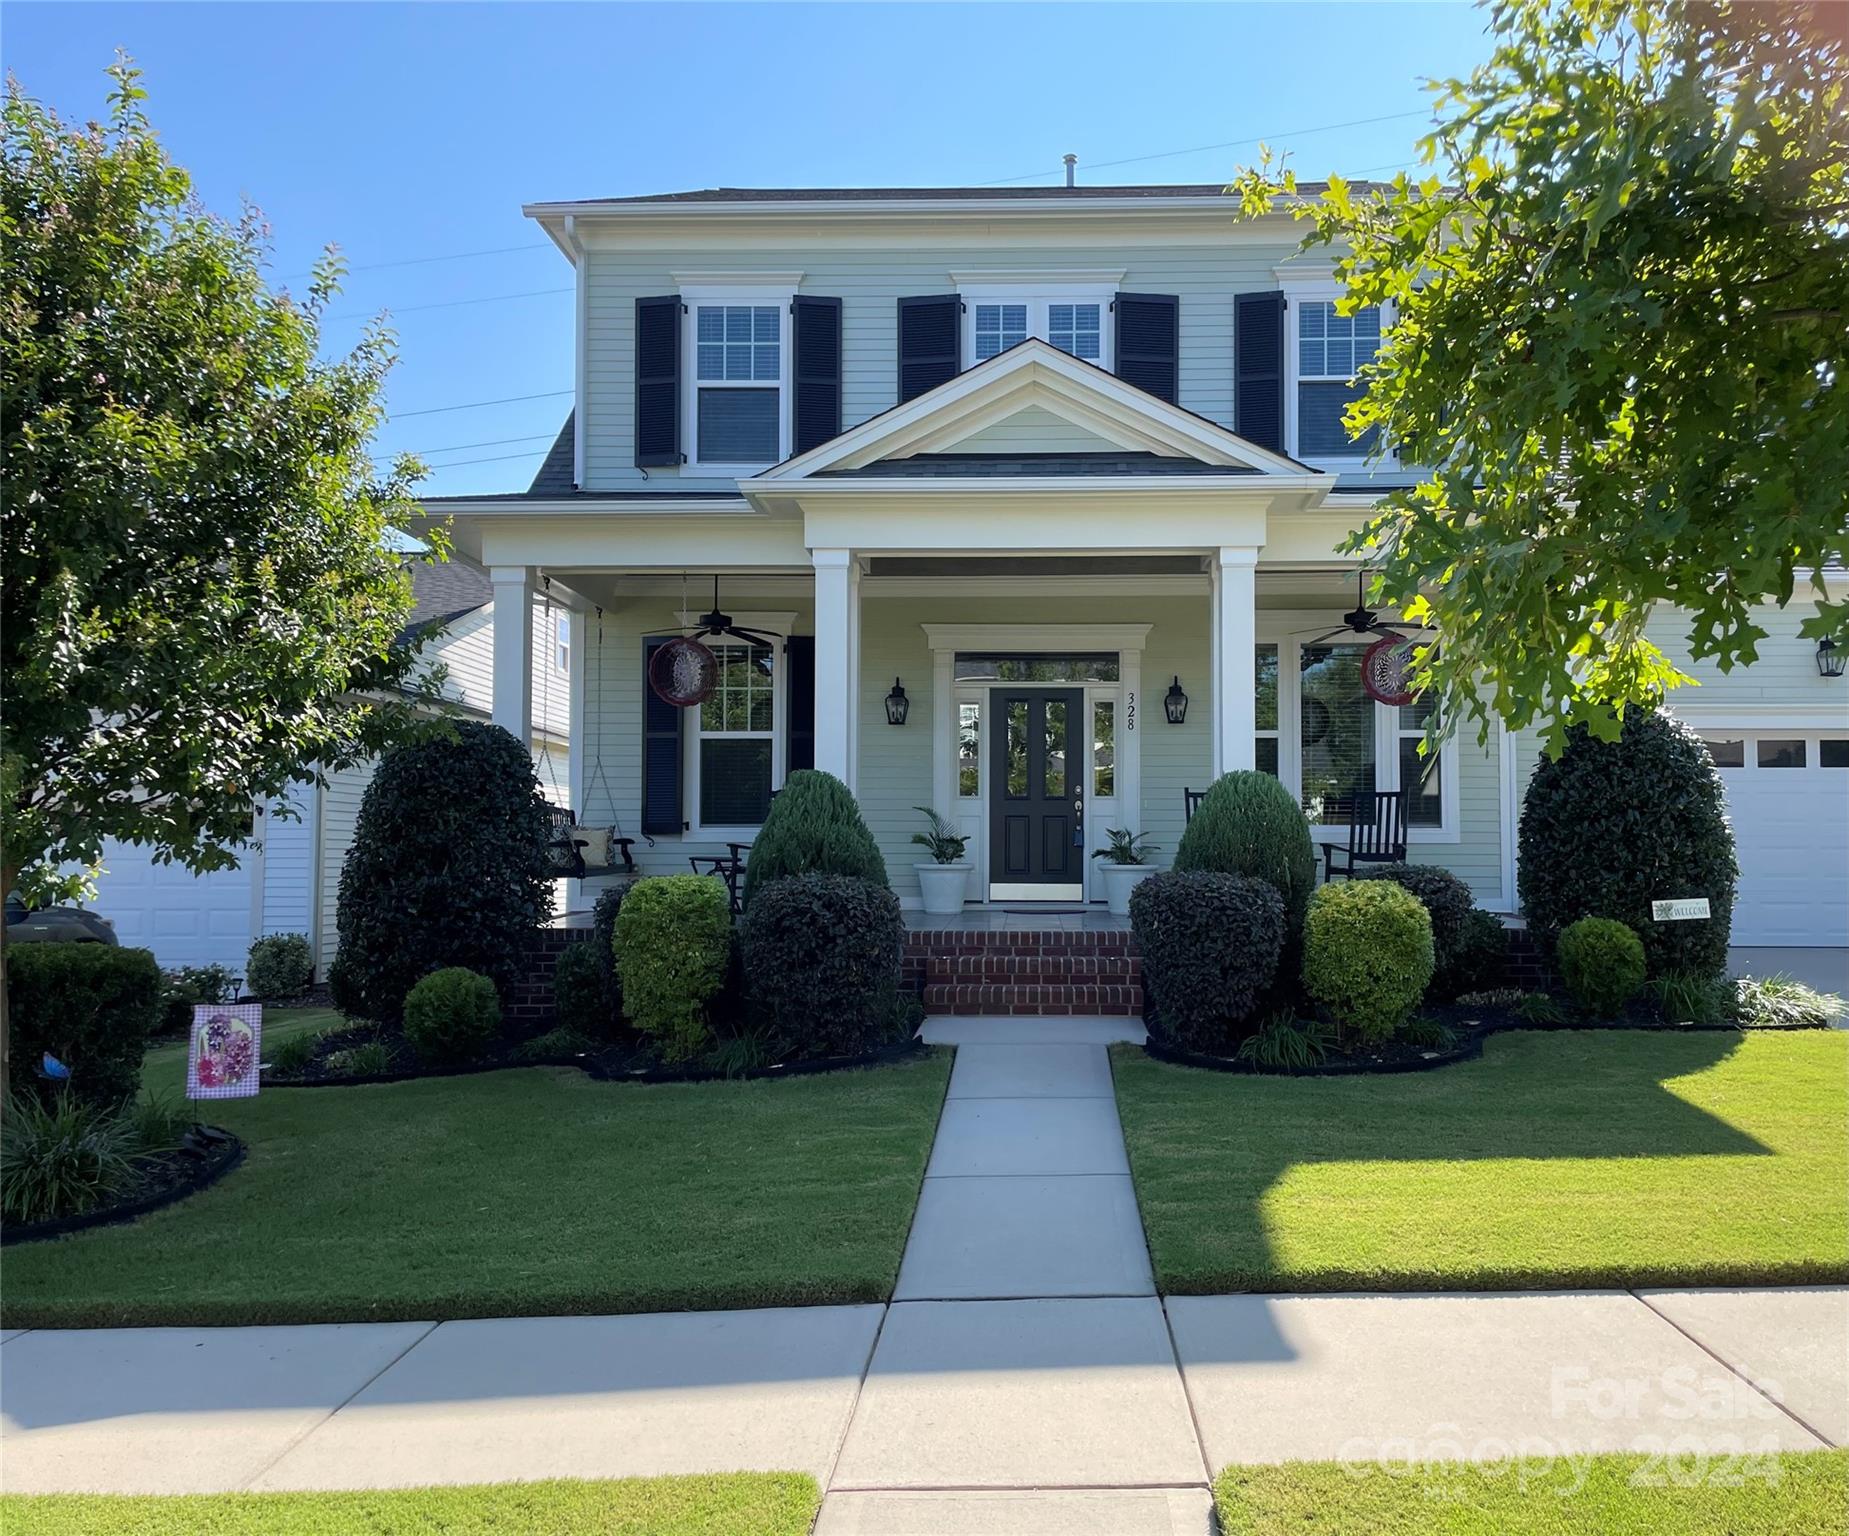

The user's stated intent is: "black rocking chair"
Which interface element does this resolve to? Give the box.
[1321,789,1409,882]
[1183,787,1207,823]
[546,808,637,880]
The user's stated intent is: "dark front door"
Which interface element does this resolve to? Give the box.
[989,688,1084,900]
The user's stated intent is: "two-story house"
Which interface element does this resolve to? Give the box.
[423,185,1847,957]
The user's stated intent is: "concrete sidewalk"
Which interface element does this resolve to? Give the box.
[2,1019,1844,1535]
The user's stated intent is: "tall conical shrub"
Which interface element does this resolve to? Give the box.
[741,769,887,905]
[1173,770,1317,938]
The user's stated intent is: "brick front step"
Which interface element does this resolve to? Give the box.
[905,926,1144,1014]
[921,981,1143,1016]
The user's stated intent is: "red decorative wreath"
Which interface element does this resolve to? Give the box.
[649,636,719,708]
[1362,635,1418,707]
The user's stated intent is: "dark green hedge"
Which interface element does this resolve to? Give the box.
[1355,863,1485,999]
[329,721,553,1025]
[403,966,502,1062]
[6,944,161,1107]
[739,873,906,1059]
[1129,870,1286,1051]
[741,770,886,906]
[1173,771,1317,940]
[1518,711,1736,975]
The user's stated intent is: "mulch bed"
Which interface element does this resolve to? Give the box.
[265,1024,929,1088]
[1141,990,1837,1077]
[2,1127,243,1247]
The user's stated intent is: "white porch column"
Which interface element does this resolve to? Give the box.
[566,606,589,815]
[490,565,534,742]
[931,645,956,817]
[1214,547,1259,774]
[811,549,852,782]
[846,557,863,794]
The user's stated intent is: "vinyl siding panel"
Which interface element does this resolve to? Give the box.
[946,405,1125,455]
[258,787,318,939]
[315,758,376,972]
[580,239,1301,490]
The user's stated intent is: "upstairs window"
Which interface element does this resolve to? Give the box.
[690,302,783,468]
[1293,298,1383,460]
[961,291,1114,370]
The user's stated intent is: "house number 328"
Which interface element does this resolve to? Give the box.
[1125,691,1136,731]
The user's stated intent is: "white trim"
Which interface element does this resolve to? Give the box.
[812,550,852,780]
[567,608,588,816]
[565,215,586,487]
[1666,704,1849,729]
[679,285,795,477]
[922,622,1152,653]
[753,339,1315,481]
[670,270,805,288]
[1498,720,1518,912]
[949,267,1127,286]
[957,284,1116,373]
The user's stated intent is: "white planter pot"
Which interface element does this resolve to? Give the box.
[914,862,973,916]
[1099,861,1156,917]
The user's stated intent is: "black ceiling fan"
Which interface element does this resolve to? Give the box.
[1304,569,1420,647]
[642,576,783,650]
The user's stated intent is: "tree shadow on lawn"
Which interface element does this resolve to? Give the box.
[1116,1028,1847,1306]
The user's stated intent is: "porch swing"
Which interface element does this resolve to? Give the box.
[540,591,636,880]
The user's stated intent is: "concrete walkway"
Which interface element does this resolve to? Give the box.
[3,1019,1845,1535]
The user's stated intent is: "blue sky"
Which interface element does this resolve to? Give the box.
[5,2,1494,494]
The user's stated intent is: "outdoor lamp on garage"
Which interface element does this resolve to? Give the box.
[885,677,910,725]
[1817,638,1845,679]
[1164,675,1189,725]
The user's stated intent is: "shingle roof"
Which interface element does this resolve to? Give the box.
[817,452,1257,479]
[398,558,492,643]
[563,183,1368,205]
[529,413,576,494]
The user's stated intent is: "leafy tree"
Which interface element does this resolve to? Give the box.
[1,61,443,1085]
[1237,0,1847,747]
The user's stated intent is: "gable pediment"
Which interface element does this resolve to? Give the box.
[752,339,1311,482]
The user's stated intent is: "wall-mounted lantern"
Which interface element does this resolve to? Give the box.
[885,677,911,725]
[1818,638,1845,679]
[1164,676,1189,725]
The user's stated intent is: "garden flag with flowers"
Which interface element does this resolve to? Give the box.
[187,1003,262,1099]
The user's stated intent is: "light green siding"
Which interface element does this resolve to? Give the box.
[943,405,1126,456]
[582,237,1302,489]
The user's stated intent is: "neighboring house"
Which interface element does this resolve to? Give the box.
[421,185,1848,950]
[84,559,572,976]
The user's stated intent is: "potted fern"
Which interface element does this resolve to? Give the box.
[910,805,972,915]
[1092,828,1159,915]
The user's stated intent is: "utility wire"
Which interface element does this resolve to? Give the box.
[325,285,572,322]
[372,431,559,462]
[976,107,1432,186]
[388,388,573,419]
[413,448,551,472]
[282,241,552,281]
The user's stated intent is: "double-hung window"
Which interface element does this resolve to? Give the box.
[959,285,1116,369]
[1295,299,1382,460]
[679,284,793,473]
[695,640,776,828]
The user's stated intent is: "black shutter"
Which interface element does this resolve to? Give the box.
[1114,293,1179,403]
[641,637,684,834]
[784,635,815,774]
[791,297,843,455]
[1234,290,1287,454]
[634,296,681,467]
[897,295,961,402]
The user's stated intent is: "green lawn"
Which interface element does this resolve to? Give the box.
[1113,1029,1847,1293]
[2,1010,950,1327]
[1214,1451,1848,1535]
[0,1475,820,1536]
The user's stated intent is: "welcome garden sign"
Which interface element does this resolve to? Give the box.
[185,1003,263,1100]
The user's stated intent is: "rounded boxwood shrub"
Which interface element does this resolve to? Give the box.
[1355,863,1479,999]
[1173,771,1317,940]
[1301,880,1435,1044]
[6,944,161,1107]
[552,940,614,1040]
[1556,916,1647,1018]
[330,720,553,1025]
[1519,711,1736,976]
[739,873,906,1059]
[614,875,733,1063]
[245,933,313,1000]
[1129,870,1286,1052]
[1446,907,1510,997]
[741,770,887,906]
[402,967,502,1062]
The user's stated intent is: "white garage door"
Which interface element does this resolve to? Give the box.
[1699,731,1849,947]
[88,839,255,972]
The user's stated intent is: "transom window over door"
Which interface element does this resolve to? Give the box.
[1294,299,1383,460]
[691,302,783,467]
